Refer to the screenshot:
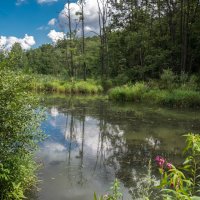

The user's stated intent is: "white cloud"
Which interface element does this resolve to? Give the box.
[16,0,26,6]
[37,0,58,4]
[47,0,110,42]
[47,29,65,43]
[58,0,104,36]
[37,26,49,31]
[0,34,36,51]
[48,18,57,26]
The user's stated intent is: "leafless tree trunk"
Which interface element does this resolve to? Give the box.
[67,0,74,78]
[97,0,109,80]
[78,0,87,81]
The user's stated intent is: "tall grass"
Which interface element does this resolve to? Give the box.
[109,69,200,107]
[30,75,103,94]
[108,82,148,102]
[109,83,200,107]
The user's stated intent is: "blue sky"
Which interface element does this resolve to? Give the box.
[0,0,76,48]
[0,0,100,50]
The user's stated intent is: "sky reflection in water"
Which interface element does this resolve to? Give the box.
[34,96,200,200]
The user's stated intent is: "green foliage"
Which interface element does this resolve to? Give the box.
[160,69,177,90]
[30,75,103,94]
[101,79,113,91]
[156,134,200,200]
[0,67,44,199]
[108,82,148,101]
[93,179,122,200]
[130,160,159,200]
[1,0,200,83]
[109,78,200,107]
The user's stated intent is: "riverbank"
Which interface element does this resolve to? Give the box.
[108,83,200,107]
[108,70,200,107]
[30,75,103,94]
[30,76,103,94]
[29,70,200,107]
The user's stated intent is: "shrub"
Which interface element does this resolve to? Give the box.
[169,90,200,107]
[102,79,113,91]
[0,68,44,199]
[143,89,168,104]
[160,69,177,90]
[108,82,148,101]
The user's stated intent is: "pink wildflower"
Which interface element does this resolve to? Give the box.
[155,156,165,168]
[166,162,172,170]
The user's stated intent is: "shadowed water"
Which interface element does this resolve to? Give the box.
[32,95,200,200]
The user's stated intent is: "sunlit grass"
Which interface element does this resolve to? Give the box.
[30,75,103,94]
[109,83,200,107]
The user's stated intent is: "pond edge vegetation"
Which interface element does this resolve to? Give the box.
[0,67,45,199]
[29,69,200,108]
[108,69,200,108]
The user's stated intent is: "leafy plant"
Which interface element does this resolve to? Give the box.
[155,133,200,200]
[160,69,177,90]
[130,160,159,200]
[0,67,44,199]
[94,179,123,200]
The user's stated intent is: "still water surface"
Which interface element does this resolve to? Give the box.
[33,95,200,200]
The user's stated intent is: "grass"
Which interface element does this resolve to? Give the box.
[108,82,148,102]
[30,75,103,94]
[108,82,200,107]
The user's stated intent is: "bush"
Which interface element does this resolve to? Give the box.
[109,82,148,101]
[143,89,168,104]
[102,79,113,91]
[0,68,44,199]
[160,69,177,90]
[171,90,200,106]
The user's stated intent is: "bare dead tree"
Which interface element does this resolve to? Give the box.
[97,0,110,80]
[77,0,87,81]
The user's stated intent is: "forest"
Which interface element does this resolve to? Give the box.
[1,0,200,81]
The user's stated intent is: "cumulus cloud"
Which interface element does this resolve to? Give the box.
[48,18,57,26]
[47,29,65,43]
[58,0,103,36]
[47,0,111,43]
[0,34,36,51]
[37,0,58,4]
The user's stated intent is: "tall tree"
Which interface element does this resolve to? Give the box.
[77,0,87,80]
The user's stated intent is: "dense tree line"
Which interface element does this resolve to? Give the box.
[1,0,200,84]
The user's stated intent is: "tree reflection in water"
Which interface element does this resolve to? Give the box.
[37,95,200,200]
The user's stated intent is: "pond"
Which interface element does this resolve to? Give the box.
[32,95,200,200]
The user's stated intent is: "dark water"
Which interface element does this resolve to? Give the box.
[32,95,200,200]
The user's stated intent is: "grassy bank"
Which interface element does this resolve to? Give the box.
[30,75,103,94]
[109,69,200,107]
[109,83,200,107]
